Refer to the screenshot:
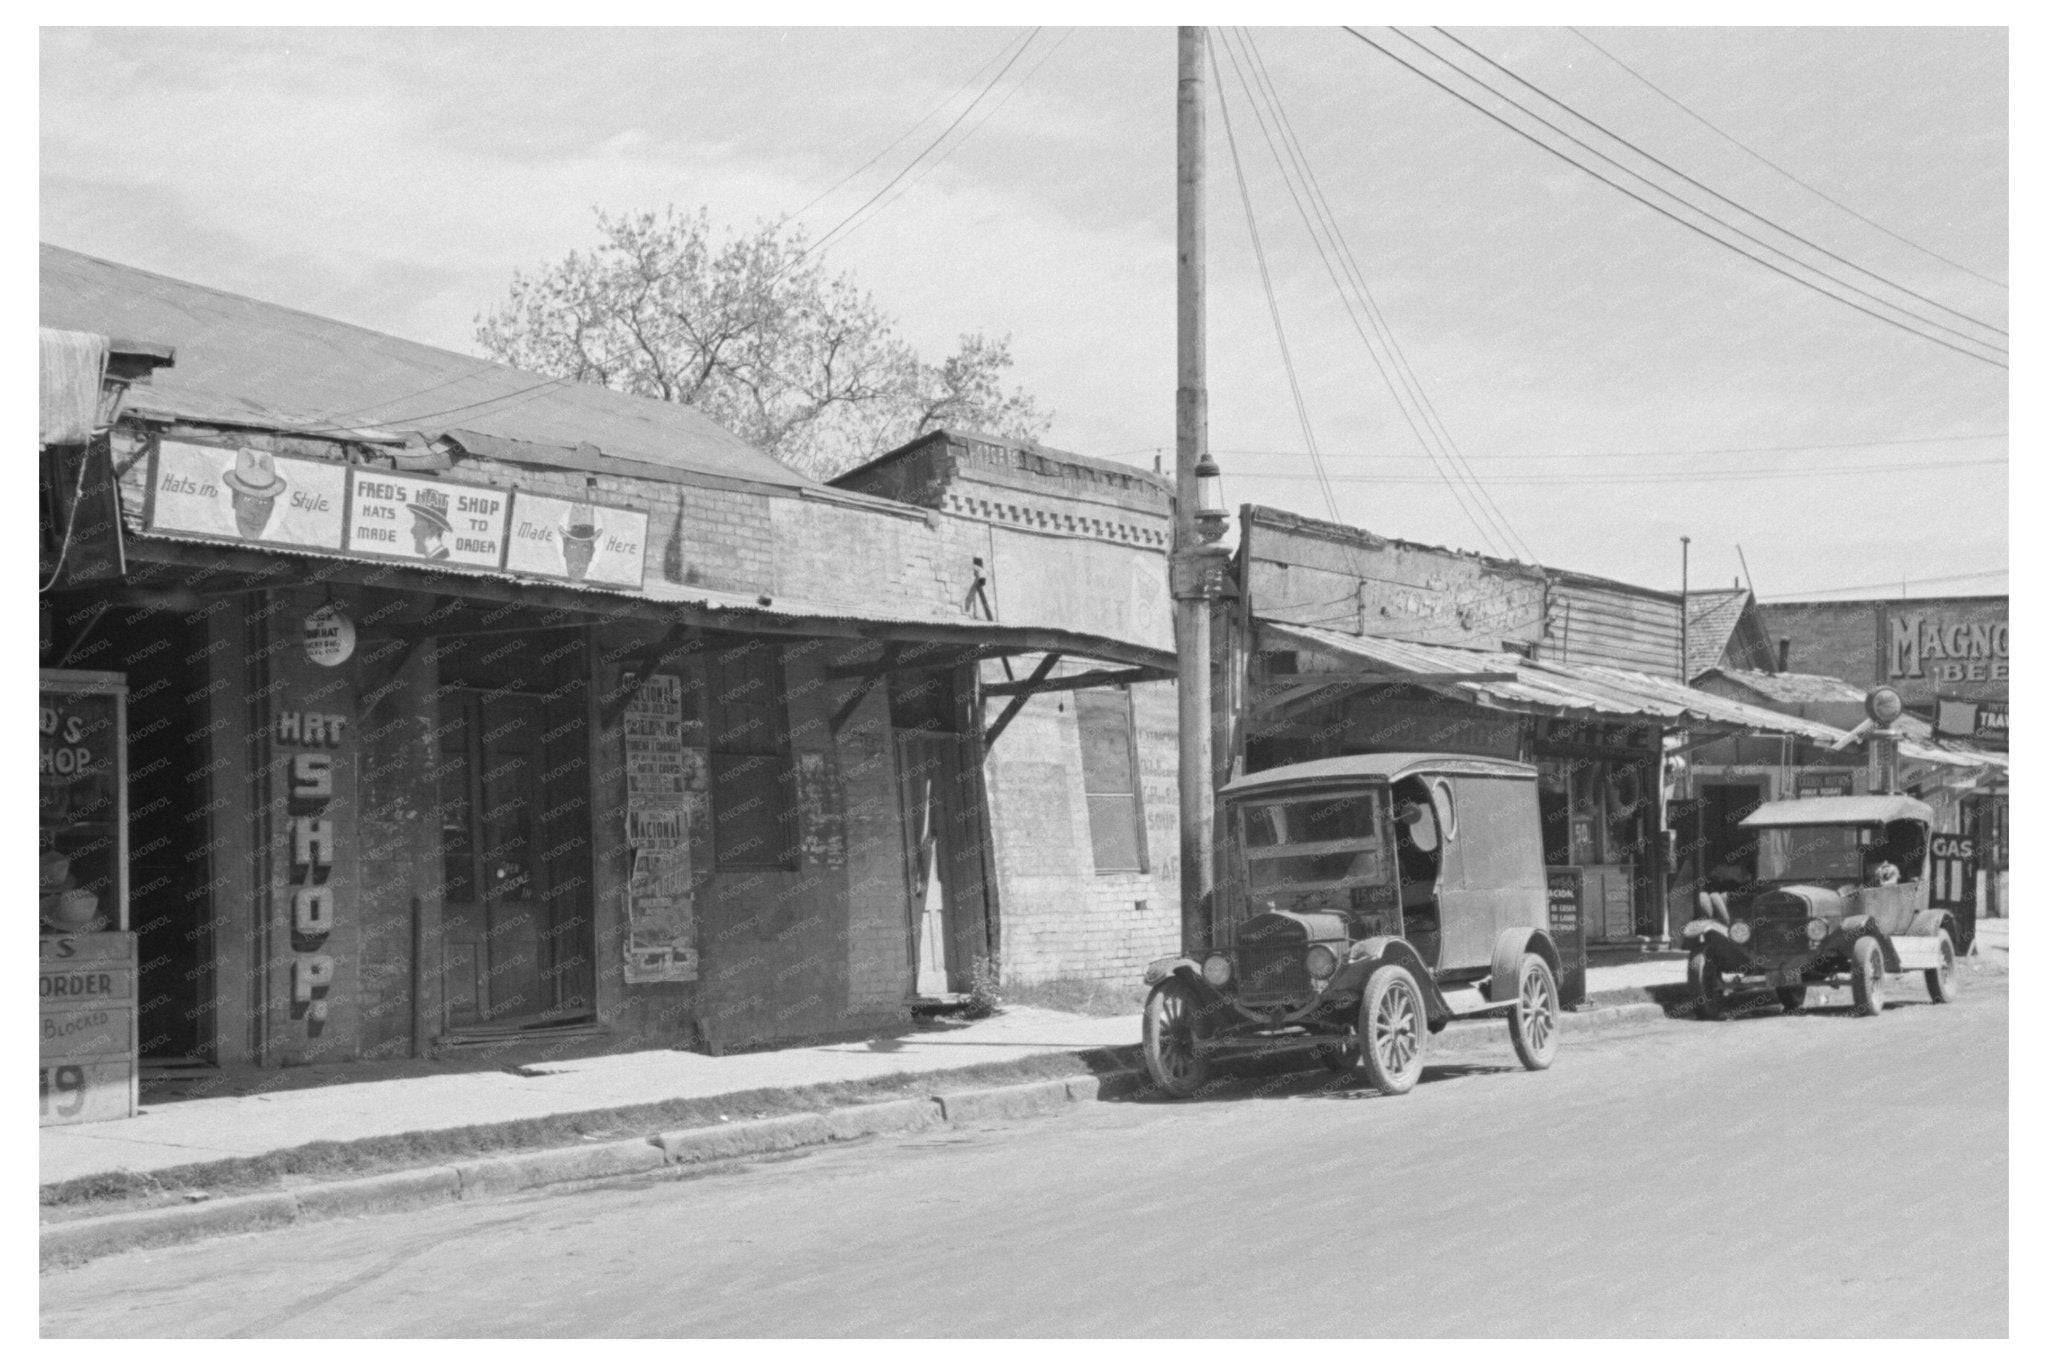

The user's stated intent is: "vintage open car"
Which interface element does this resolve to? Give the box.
[1140,753,1566,1098]
[1680,794,1962,1017]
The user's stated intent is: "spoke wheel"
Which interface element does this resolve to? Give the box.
[1925,930,1960,1004]
[1142,977,1211,1099]
[1850,935,1887,1017]
[1359,966,1426,1096]
[1508,954,1560,1071]
[1688,950,1727,1021]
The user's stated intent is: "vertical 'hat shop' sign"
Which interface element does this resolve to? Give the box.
[304,603,356,667]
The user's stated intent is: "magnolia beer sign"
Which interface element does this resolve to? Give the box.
[1887,611,2010,688]
[142,440,648,590]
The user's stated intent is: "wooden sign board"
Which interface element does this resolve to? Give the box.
[40,932,139,1127]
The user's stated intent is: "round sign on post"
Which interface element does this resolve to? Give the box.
[1865,686,1904,727]
[304,605,356,667]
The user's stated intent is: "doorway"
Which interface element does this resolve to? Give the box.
[435,654,594,1029]
[1698,781,1768,885]
[119,608,215,1063]
[897,732,993,997]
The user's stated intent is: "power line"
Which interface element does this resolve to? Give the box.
[1391,26,2007,361]
[1764,566,2007,599]
[779,28,1040,277]
[1232,454,2008,485]
[1226,28,1533,560]
[1234,27,1532,561]
[1434,26,2007,342]
[1568,26,2008,292]
[831,28,1076,253]
[1209,37,1345,526]
[1215,432,2009,462]
[1339,27,2008,370]
[780,29,1030,230]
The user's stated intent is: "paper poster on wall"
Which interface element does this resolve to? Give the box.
[505,490,648,590]
[145,441,348,551]
[621,671,696,983]
[346,470,509,569]
[794,750,847,868]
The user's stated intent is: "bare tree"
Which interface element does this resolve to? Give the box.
[476,207,1048,479]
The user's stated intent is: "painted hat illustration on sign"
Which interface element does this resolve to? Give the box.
[222,448,288,539]
[408,487,453,560]
[559,500,601,580]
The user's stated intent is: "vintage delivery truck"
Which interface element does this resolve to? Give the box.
[1139,753,1566,1098]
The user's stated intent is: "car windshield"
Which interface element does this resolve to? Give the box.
[1238,790,1387,895]
[1755,825,1867,882]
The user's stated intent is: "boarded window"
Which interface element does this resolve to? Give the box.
[1076,688,1145,873]
[710,640,796,870]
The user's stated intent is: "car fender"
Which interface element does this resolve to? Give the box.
[1906,909,1958,942]
[1490,926,1562,1006]
[1837,919,1902,974]
[1680,917,1727,944]
[1142,954,1200,987]
[1687,923,1754,974]
[1336,936,1451,1025]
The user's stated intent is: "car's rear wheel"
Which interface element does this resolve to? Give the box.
[1142,977,1211,1099]
[1776,984,1808,1013]
[1507,953,1560,1072]
[1688,950,1726,1020]
[1359,966,1426,1096]
[1925,930,1960,1004]
[1850,935,1887,1016]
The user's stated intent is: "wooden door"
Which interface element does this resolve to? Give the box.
[438,690,549,1025]
[897,733,993,995]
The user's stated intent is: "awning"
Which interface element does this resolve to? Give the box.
[1261,620,1852,745]
[1742,795,1935,828]
[109,530,1174,674]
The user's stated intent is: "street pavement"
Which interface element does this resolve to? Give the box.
[41,966,2005,1337]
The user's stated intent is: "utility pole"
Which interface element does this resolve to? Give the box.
[1679,535,1691,681]
[1173,25,1215,954]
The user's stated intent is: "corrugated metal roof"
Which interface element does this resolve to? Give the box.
[1222,752,1536,796]
[1263,620,1852,743]
[40,244,809,488]
[1741,795,1934,827]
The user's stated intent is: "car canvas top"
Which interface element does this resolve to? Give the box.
[1220,752,1538,798]
[1739,794,1935,828]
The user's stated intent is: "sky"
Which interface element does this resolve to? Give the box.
[39,25,2010,602]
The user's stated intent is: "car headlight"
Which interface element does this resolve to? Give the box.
[1729,921,1752,945]
[1201,953,1233,987]
[1304,944,1339,980]
[1805,919,1829,944]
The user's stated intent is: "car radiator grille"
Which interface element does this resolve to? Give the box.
[1237,945,1309,1002]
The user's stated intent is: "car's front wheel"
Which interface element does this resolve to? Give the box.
[1688,950,1727,1020]
[1359,965,1426,1096]
[1142,976,1211,1099]
[1925,929,1960,1004]
[1507,953,1560,1071]
[1850,935,1887,1016]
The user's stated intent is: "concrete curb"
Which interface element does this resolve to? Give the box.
[41,1000,1671,1269]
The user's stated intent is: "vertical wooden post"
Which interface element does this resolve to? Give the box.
[1174,25,1214,954]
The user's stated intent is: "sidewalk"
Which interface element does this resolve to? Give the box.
[45,959,1691,1190]
[41,1006,1136,1187]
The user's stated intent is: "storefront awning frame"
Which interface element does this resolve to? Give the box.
[1259,619,1852,747]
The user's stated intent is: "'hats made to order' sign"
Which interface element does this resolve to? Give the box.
[141,441,649,590]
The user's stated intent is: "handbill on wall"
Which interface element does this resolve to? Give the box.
[621,672,698,983]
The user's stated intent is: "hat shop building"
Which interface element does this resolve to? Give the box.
[39,245,1172,1080]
